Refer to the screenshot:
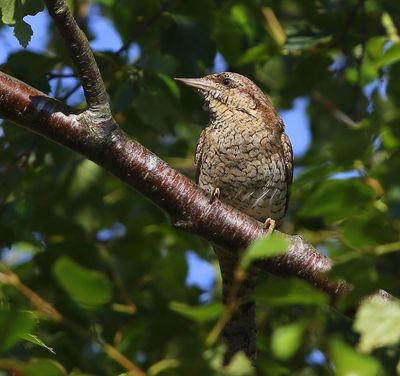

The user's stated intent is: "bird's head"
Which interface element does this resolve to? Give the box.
[175,72,274,120]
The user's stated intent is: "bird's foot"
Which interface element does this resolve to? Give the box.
[209,187,220,204]
[263,218,276,236]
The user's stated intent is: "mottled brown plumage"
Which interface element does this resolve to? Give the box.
[176,72,293,363]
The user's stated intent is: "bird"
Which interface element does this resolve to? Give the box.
[175,72,293,364]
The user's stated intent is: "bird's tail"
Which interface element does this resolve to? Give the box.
[215,246,258,364]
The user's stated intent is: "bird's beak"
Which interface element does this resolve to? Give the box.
[174,77,213,92]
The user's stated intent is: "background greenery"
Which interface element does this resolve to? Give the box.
[1,0,400,375]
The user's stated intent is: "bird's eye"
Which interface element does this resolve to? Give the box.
[222,78,232,86]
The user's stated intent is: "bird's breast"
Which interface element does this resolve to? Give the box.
[198,121,287,222]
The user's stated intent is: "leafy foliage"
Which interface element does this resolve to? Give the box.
[0,0,43,47]
[1,0,400,375]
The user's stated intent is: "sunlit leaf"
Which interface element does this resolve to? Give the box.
[0,0,16,24]
[271,321,305,360]
[240,233,289,269]
[376,42,400,68]
[354,298,400,353]
[21,334,56,354]
[329,336,381,376]
[169,301,223,323]
[0,0,43,46]
[224,352,255,376]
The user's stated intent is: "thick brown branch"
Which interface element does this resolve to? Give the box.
[44,0,109,110]
[0,70,377,308]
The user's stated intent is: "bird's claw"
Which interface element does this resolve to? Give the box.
[209,187,220,204]
[263,218,276,236]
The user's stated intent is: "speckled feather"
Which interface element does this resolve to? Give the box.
[177,72,293,363]
[193,73,293,224]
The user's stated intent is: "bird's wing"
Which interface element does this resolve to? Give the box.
[195,128,208,184]
[281,131,294,214]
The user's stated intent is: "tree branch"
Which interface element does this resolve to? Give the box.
[0,2,393,341]
[44,0,109,110]
[1,70,392,310]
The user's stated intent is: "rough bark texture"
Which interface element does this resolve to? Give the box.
[44,0,109,109]
[0,0,393,365]
[0,70,370,304]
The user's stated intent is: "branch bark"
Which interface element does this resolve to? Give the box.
[0,70,371,306]
[44,0,109,110]
[0,0,393,366]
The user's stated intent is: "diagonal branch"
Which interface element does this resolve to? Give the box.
[0,5,393,349]
[0,70,392,310]
[0,1,394,368]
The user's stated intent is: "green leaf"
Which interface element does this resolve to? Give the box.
[366,36,386,60]
[230,4,255,41]
[382,12,399,43]
[17,0,43,17]
[329,336,381,376]
[0,309,37,352]
[169,302,223,323]
[240,233,289,269]
[0,0,16,24]
[354,298,400,353]
[255,275,328,306]
[53,257,112,307]
[13,18,32,47]
[224,352,255,376]
[157,73,180,100]
[238,45,269,66]
[271,321,305,360]
[284,24,331,52]
[21,333,56,354]
[376,42,400,68]
[0,0,43,47]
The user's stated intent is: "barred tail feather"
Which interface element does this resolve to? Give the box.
[215,246,258,364]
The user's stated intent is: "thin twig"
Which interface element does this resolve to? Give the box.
[313,91,357,127]
[47,72,79,80]
[58,81,82,102]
